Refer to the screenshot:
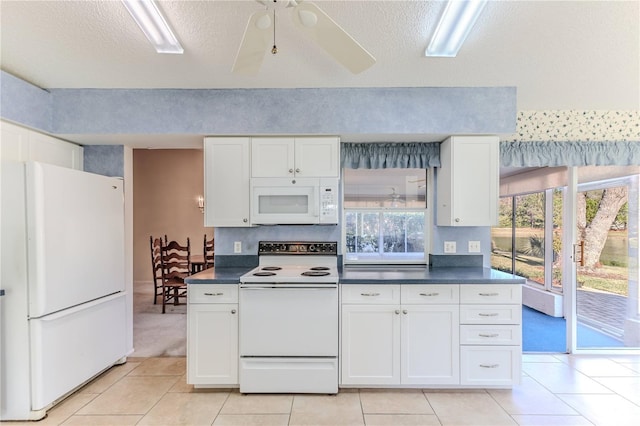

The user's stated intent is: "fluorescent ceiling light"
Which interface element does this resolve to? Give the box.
[122,0,183,54]
[425,0,487,57]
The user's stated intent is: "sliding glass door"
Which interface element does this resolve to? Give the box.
[495,167,639,353]
[575,177,639,349]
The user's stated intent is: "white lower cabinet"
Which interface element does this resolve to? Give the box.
[341,304,400,385]
[187,285,238,386]
[459,284,522,387]
[460,346,520,386]
[402,304,459,385]
[341,284,459,386]
[340,283,522,388]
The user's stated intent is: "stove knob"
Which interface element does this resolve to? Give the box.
[309,244,316,252]
[280,244,287,252]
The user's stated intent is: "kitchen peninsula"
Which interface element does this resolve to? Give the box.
[185,260,525,390]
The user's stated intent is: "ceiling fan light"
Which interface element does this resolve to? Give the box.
[298,10,318,28]
[425,0,487,57]
[256,13,272,30]
[122,0,183,54]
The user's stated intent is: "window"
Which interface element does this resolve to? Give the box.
[515,192,545,285]
[343,168,427,264]
[492,189,561,292]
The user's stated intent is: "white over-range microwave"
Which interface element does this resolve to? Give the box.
[250,178,339,225]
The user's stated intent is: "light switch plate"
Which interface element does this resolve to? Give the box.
[444,241,456,253]
[234,241,242,253]
[468,241,481,253]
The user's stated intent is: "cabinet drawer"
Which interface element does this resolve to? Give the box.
[189,284,238,304]
[460,325,521,345]
[460,346,521,386]
[402,284,459,304]
[460,304,521,325]
[460,285,521,304]
[342,285,400,304]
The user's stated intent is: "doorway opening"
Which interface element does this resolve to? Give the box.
[493,168,640,353]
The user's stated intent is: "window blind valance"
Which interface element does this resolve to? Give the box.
[501,141,640,167]
[341,142,440,169]
[342,140,640,169]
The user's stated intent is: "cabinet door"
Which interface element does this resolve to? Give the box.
[251,137,295,177]
[342,284,400,304]
[1,121,29,162]
[294,137,340,177]
[402,284,459,304]
[1,121,83,169]
[437,135,498,226]
[187,303,238,385]
[204,137,251,227]
[401,305,459,385]
[29,132,83,170]
[341,305,400,385]
[460,284,522,304]
[460,345,521,386]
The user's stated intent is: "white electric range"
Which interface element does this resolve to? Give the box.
[239,241,339,394]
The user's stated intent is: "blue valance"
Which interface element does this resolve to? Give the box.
[501,141,640,167]
[341,142,440,169]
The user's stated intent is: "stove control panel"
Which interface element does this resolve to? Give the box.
[258,241,337,255]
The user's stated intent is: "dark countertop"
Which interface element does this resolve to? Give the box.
[185,267,252,284]
[186,266,525,285]
[339,267,525,284]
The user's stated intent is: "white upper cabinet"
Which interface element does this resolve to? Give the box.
[436,135,499,226]
[204,137,251,227]
[1,121,83,169]
[251,136,340,178]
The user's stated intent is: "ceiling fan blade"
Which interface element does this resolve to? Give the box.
[232,10,272,74]
[291,1,376,74]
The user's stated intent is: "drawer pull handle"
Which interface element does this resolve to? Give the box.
[478,313,499,317]
[361,292,381,297]
[479,364,499,369]
[479,333,499,338]
[478,292,500,297]
[204,292,224,296]
[395,310,400,315]
[419,292,440,297]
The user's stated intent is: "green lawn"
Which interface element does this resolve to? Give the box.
[491,252,628,296]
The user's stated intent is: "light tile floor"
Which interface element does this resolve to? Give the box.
[6,354,640,426]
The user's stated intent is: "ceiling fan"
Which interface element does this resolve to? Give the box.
[232,0,376,74]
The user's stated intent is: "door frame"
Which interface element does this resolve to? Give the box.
[563,167,640,354]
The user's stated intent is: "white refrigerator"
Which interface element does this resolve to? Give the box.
[0,161,127,421]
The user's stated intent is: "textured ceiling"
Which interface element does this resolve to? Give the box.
[2,0,638,110]
[0,0,639,153]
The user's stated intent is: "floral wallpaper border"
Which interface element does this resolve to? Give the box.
[502,110,640,142]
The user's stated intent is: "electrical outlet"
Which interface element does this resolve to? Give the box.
[234,241,242,253]
[444,241,456,253]
[468,241,481,253]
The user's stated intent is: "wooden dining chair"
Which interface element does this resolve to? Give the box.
[149,236,164,304]
[203,234,215,269]
[160,237,190,313]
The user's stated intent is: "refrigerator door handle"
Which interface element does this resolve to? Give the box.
[30,292,123,320]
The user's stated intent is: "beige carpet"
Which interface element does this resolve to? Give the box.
[132,282,186,357]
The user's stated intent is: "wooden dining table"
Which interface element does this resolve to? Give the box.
[190,254,206,274]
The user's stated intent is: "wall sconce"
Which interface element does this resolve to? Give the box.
[197,196,204,214]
